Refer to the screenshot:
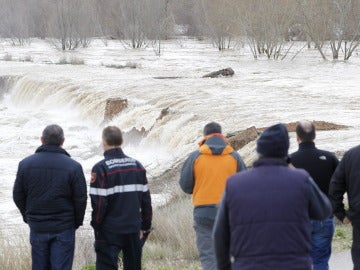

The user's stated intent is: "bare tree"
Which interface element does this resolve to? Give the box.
[48,0,95,50]
[328,0,360,60]
[195,0,237,50]
[150,0,174,55]
[236,0,296,59]
[298,0,360,60]
[0,0,31,45]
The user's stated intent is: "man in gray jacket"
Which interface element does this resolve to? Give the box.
[179,122,246,270]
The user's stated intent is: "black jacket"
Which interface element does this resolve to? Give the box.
[291,141,339,196]
[329,144,360,222]
[90,148,152,233]
[13,145,87,233]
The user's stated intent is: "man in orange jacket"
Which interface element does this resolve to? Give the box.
[179,122,246,270]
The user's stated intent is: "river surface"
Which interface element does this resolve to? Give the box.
[1,38,360,233]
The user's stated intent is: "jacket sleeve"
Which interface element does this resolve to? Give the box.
[231,151,247,172]
[307,176,332,220]
[13,162,27,223]
[213,190,231,270]
[90,164,108,230]
[328,158,347,222]
[140,166,152,231]
[179,151,199,194]
[72,164,87,229]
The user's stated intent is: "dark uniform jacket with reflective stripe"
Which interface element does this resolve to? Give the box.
[13,145,87,233]
[90,148,152,233]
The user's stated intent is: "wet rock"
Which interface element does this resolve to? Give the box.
[258,121,350,132]
[157,107,170,121]
[104,98,128,121]
[123,127,148,145]
[227,126,259,151]
[153,76,183,79]
[202,67,234,78]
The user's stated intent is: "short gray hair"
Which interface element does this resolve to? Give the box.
[42,124,64,146]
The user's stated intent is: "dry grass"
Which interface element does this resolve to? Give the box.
[0,227,95,270]
[0,228,31,269]
[333,221,352,253]
[143,191,200,269]
[57,56,85,65]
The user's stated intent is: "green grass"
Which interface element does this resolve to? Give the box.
[333,222,352,252]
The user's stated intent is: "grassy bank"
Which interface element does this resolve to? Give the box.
[333,221,352,253]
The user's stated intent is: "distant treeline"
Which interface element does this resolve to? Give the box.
[0,0,359,60]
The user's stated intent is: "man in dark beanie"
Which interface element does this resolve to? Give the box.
[213,123,332,270]
[180,121,246,270]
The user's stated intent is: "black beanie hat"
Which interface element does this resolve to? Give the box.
[256,123,289,158]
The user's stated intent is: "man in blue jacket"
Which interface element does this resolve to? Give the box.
[90,126,152,270]
[213,123,332,270]
[291,121,339,270]
[13,124,87,270]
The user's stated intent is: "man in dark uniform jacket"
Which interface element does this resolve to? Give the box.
[291,120,339,270]
[90,126,152,270]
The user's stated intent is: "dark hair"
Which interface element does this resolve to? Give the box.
[102,126,123,146]
[203,122,222,136]
[296,121,316,142]
[42,124,64,146]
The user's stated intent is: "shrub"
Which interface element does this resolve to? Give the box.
[57,56,85,65]
[3,53,12,61]
[103,62,139,69]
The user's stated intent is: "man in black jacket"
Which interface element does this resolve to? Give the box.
[329,143,360,270]
[291,121,339,270]
[13,124,87,270]
[90,126,152,270]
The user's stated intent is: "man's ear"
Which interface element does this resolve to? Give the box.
[60,138,65,146]
[102,139,108,150]
[40,137,45,145]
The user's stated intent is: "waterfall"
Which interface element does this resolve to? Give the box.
[1,74,195,179]
[7,76,106,125]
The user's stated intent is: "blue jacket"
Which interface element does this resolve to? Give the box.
[213,158,332,270]
[13,145,87,233]
[90,148,152,233]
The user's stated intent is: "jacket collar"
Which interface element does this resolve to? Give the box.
[35,145,70,157]
[198,134,233,155]
[253,157,288,167]
[298,141,316,150]
[104,147,125,157]
[198,133,228,146]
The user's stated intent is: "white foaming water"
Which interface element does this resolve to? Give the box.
[1,39,360,231]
